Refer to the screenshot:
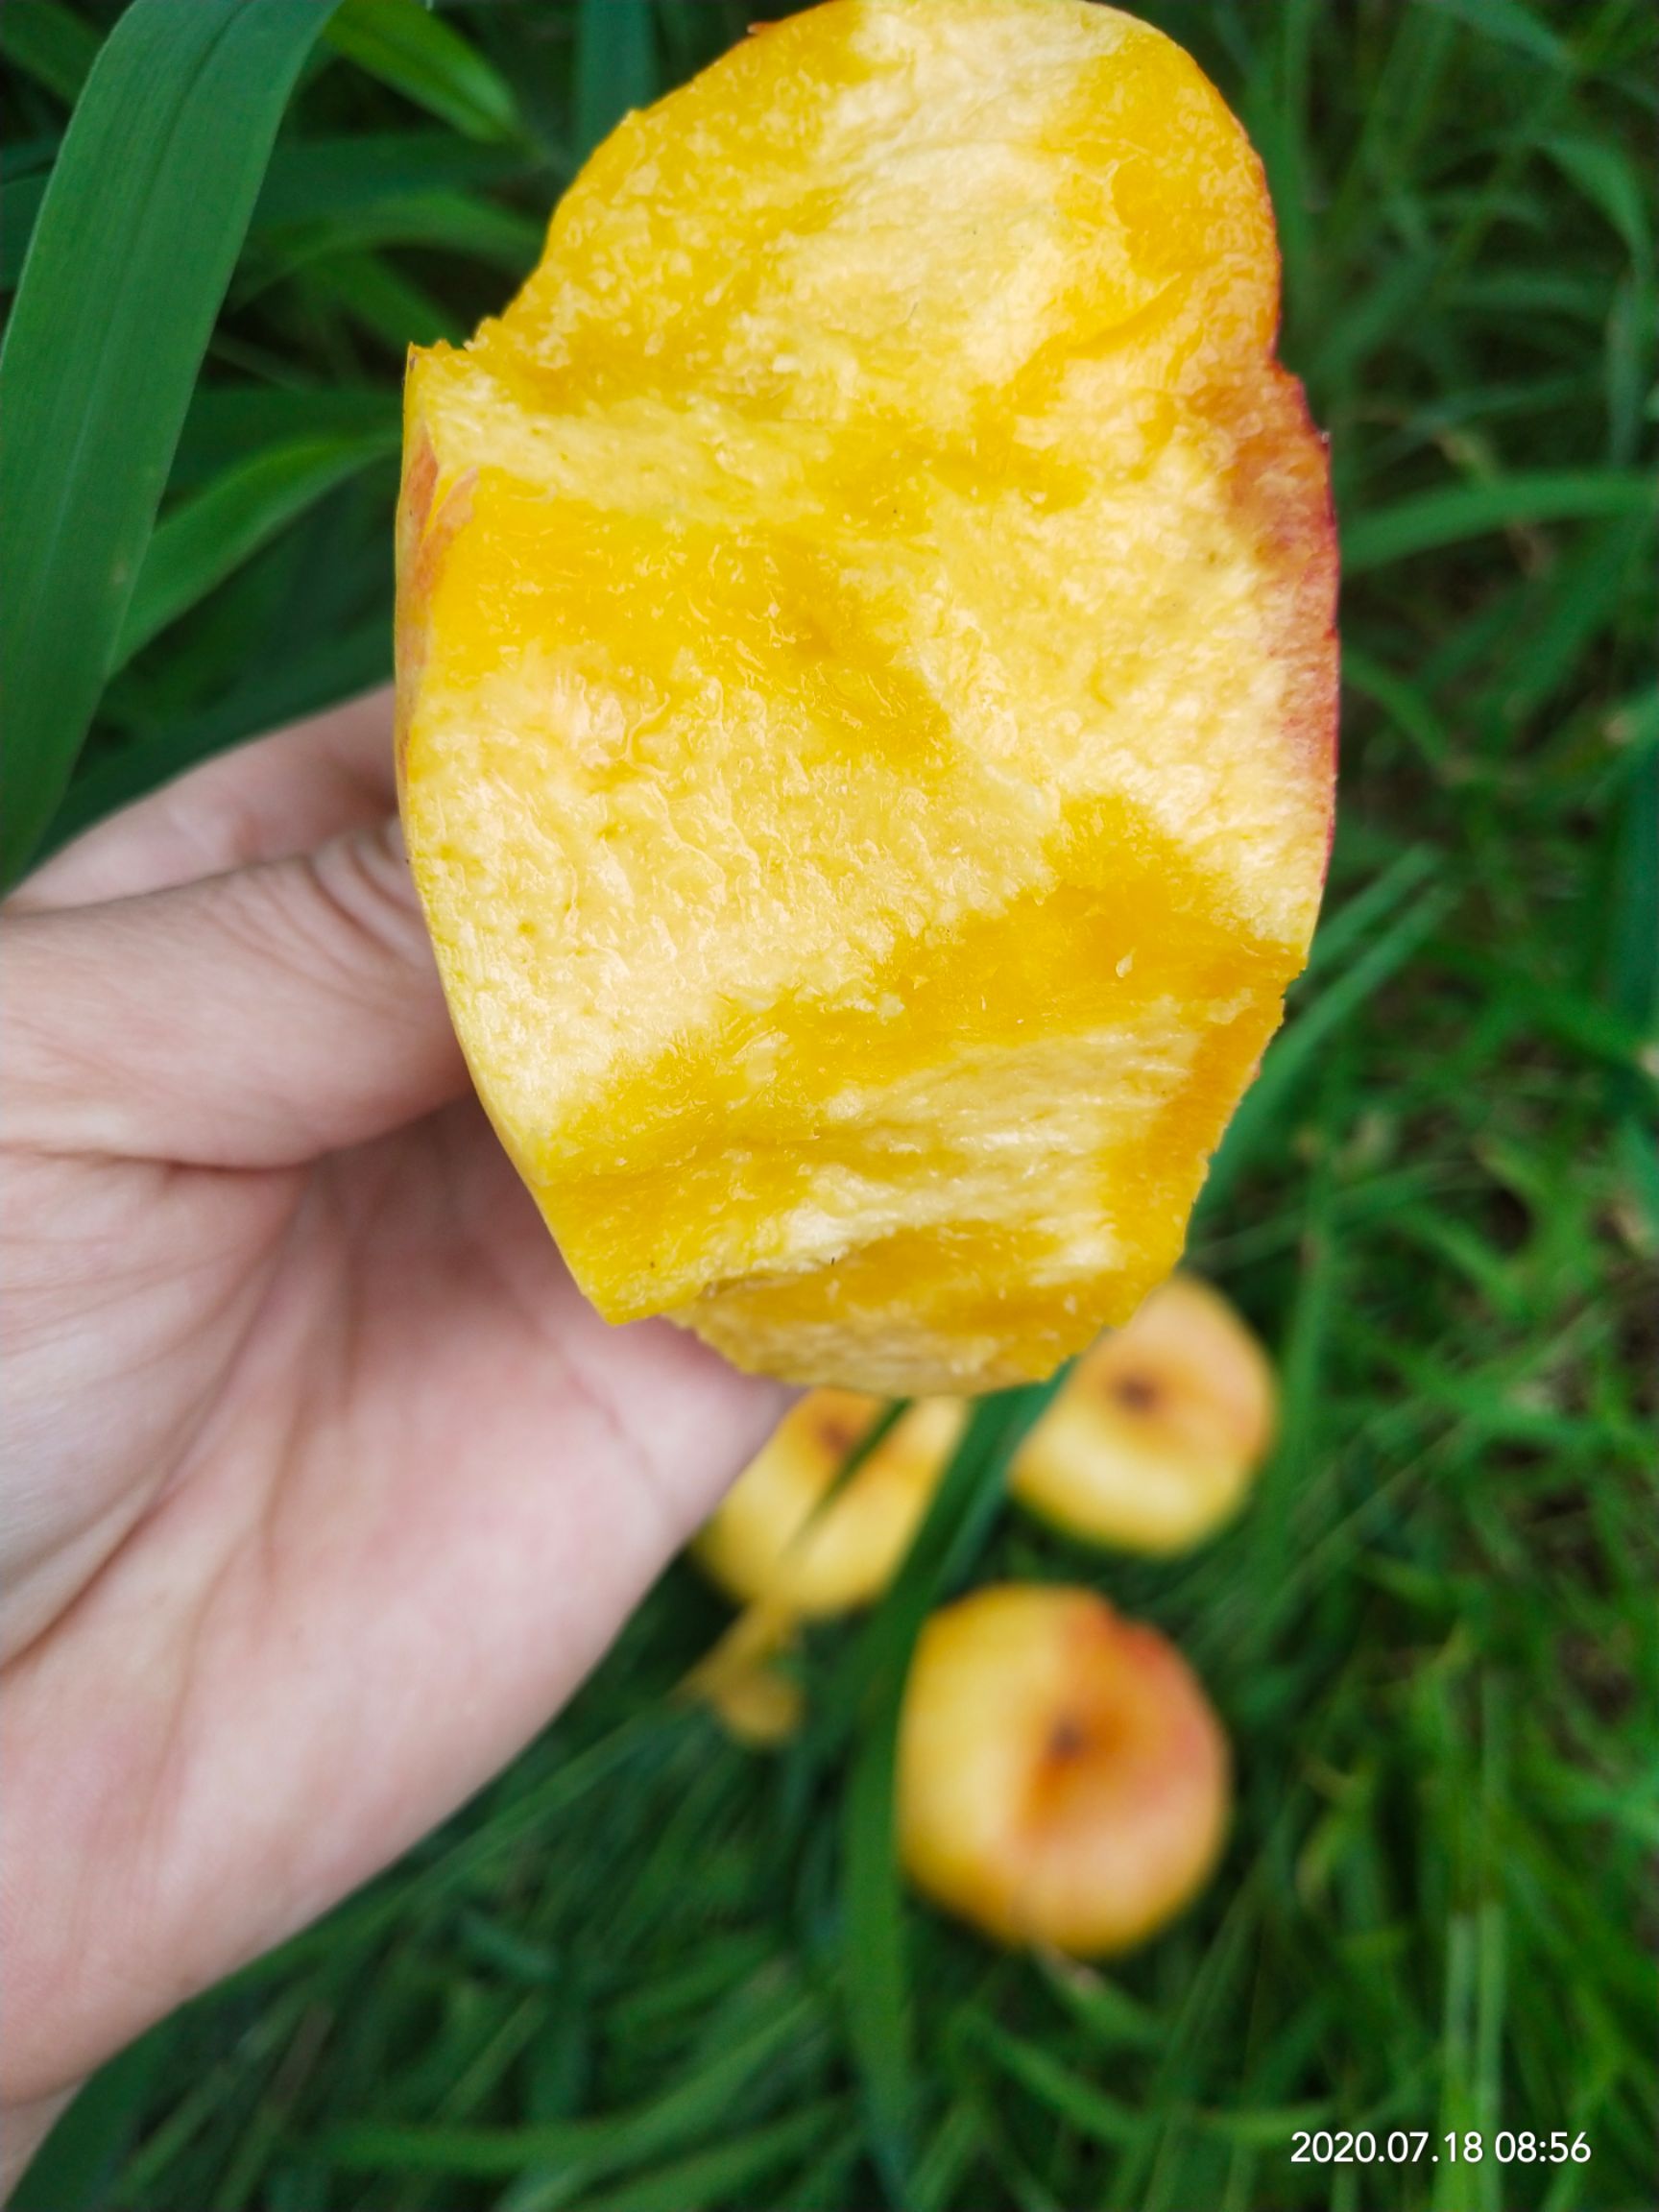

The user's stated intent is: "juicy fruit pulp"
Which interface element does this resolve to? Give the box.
[397,0,1337,1393]
[898,1585,1230,1955]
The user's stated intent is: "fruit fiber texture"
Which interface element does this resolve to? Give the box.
[397,0,1337,1394]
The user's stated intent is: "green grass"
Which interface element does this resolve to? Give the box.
[7,0,1657,2206]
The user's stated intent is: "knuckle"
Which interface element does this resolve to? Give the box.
[287,821,430,980]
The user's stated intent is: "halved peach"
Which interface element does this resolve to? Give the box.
[1010,1275,1276,1553]
[898,1584,1229,1955]
[694,1390,966,1617]
[685,1604,806,1748]
[397,0,1337,1394]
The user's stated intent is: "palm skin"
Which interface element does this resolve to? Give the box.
[0,694,785,2174]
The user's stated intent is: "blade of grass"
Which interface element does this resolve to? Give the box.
[326,1984,819,2187]
[1603,737,1659,1036]
[821,1388,1062,1758]
[0,0,343,886]
[1481,508,1655,722]
[971,2018,1144,2148]
[0,169,50,292]
[1541,132,1652,270]
[1301,845,1443,984]
[1199,885,1455,1216]
[299,248,466,350]
[1031,1953,1166,2053]
[241,189,543,293]
[835,1387,1063,2200]
[323,0,521,145]
[1605,741,1659,1245]
[1238,0,1320,344]
[842,1693,914,2203]
[1431,0,1569,68]
[1605,271,1654,467]
[1445,269,1608,323]
[10,2029,171,2212]
[1429,948,1658,1078]
[171,382,397,487]
[1340,647,1454,768]
[111,430,397,672]
[1342,469,1655,573]
[44,614,391,855]
[254,130,530,228]
[574,0,659,163]
[0,0,100,105]
[557,2104,841,2212]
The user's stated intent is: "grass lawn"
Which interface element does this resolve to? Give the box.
[5,1,1655,2206]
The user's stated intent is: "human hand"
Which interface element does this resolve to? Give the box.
[0,693,786,2176]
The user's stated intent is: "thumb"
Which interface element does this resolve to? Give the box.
[2,816,471,1167]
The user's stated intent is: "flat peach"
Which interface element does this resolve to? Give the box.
[694,1390,965,1616]
[686,1608,807,1748]
[1011,1274,1276,1552]
[898,1584,1229,1954]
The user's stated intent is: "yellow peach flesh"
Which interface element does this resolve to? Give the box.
[397,0,1337,1394]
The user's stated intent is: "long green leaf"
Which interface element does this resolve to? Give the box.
[1542,132,1653,269]
[171,382,397,489]
[574,0,659,163]
[1431,950,1659,1078]
[1199,885,1455,1217]
[557,2105,840,2212]
[1606,751,1659,1038]
[243,190,543,292]
[834,1387,1063,2201]
[301,248,466,350]
[1482,508,1656,722]
[324,0,521,145]
[0,169,51,292]
[10,2027,171,2212]
[45,614,393,856]
[1341,647,1454,766]
[109,431,397,673]
[972,2019,1144,2147]
[327,1988,819,2186]
[0,0,100,104]
[254,130,529,228]
[0,0,343,886]
[1301,844,1442,984]
[1431,0,1568,66]
[1342,470,1656,573]
[842,1698,914,2203]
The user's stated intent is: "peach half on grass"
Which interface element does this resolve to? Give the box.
[396,0,1338,1397]
[685,1603,807,1751]
[898,1585,1229,1956]
[1010,1274,1277,1553]
[693,1390,967,1617]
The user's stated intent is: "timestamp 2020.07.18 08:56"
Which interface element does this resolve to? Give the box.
[1290,2128,1593,2169]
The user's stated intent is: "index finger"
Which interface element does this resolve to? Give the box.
[8,686,397,914]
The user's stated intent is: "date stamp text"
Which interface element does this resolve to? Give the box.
[1290,2129,1592,2168]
